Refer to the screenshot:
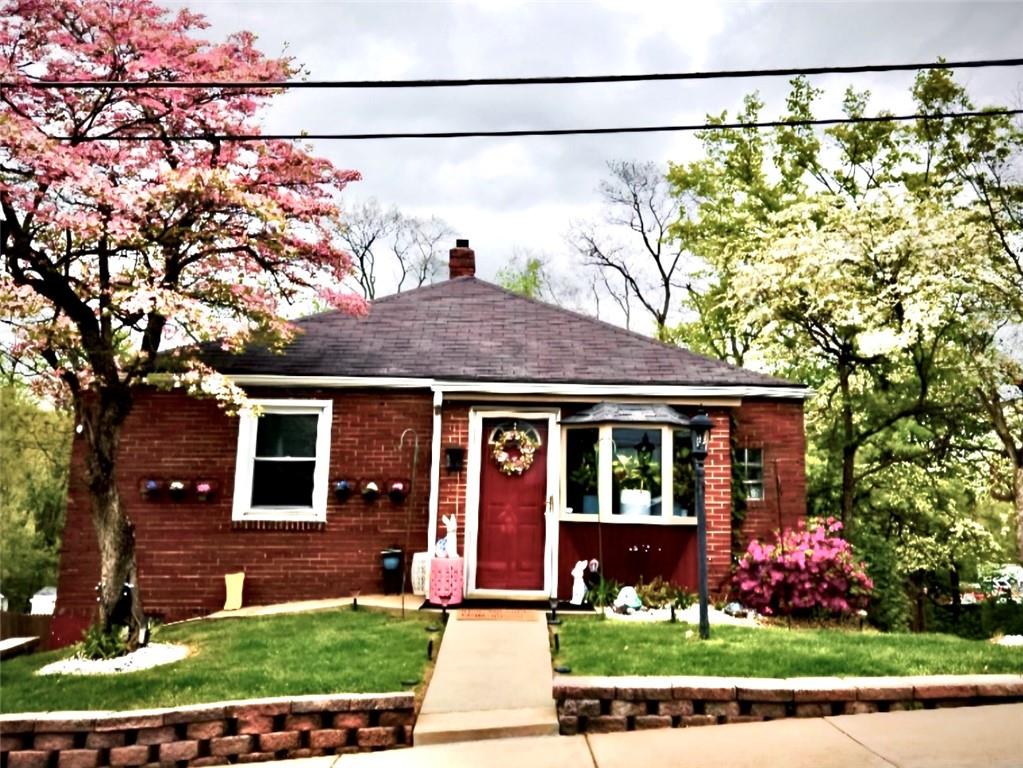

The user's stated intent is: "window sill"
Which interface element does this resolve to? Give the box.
[231,518,326,532]
[559,513,697,526]
[232,508,325,524]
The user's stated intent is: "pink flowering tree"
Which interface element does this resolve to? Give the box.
[1,0,364,648]
[734,517,874,617]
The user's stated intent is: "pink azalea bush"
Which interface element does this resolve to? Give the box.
[734,517,873,617]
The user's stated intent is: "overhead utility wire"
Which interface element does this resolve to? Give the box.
[55,108,1023,142]
[7,57,1023,90]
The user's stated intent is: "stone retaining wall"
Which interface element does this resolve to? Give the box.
[553,674,1023,735]
[0,692,413,767]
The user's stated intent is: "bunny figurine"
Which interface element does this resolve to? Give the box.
[441,513,458,558]
[570,560,588,605]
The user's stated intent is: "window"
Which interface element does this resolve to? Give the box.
[611,428,662,516]
[736,447,764,501]
[232,400,332,522]
[672,429,694,516]
[562,424,696,524]
[565,428,600,515]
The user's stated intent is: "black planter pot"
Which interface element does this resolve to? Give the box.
[334,480,354,502]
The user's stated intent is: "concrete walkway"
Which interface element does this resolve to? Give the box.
[412,610,559,745]
[331,702,1023,767]
[206,593,423,620]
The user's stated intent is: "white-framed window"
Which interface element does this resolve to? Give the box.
[561,424,697,525]
[232,399,333,523]
[736,447,765,501]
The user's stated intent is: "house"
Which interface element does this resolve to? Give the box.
[51,240,807,643]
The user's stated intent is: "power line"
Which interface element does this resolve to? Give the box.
[54,108,1023,143]
[6,57,1023,90]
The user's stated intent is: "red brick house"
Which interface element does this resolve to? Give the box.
[53,240,806,642]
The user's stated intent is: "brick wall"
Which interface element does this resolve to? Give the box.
[0,692,414,766]
[436,403,470,548]
[554,675,1023,735]
[55,388,433,640]
[703,409,732,590]
[732,399,807,548]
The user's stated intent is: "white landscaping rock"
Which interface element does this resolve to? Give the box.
[602,604,761,628]
[37,643,190,676]
[994,634,1023,647]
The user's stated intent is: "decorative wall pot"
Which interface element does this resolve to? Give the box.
[361,480,380,502]
[168,480,188,501]
[387,479,409,504]
[139,479,163,500]
[194,481,217,502]
[334,479,354,502]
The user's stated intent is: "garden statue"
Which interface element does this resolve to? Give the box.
[613,585,643,613]
[570,560,588,605]
[584,558,601,591]
[435,513,458,558]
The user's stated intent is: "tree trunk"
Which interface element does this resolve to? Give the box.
[838,361,857,530]
[80,389,145,650]
[1016,466,1023,565]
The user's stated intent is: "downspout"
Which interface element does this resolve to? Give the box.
[427,388,443,554]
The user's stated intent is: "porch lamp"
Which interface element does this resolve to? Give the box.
[689,411,713,640]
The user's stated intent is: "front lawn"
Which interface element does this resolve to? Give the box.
[555,617,1023,677]
[1,609,436,713]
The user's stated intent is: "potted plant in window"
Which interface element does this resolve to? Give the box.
[612,452,660,515]
[569,447,599,514]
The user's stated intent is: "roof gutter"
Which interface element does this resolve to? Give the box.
[216,374,810,400]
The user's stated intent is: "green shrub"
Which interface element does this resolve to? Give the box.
[80,624,128,660]
[584,577,621,610]
[929,603,987,639]
[982,600,1023,636]
[853,530,911,631]
[635,576,694,610]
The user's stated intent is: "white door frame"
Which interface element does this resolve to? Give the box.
[464,407,561,600]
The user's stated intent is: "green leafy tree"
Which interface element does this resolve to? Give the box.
[668,70,1023,563]
[0,382,71,610]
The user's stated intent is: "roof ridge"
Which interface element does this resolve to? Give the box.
[294,277,470,326]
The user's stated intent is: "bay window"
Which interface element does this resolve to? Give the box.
[562,414,698,525]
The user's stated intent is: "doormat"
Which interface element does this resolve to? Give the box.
[457,609,539,621]
[418,598,595,613]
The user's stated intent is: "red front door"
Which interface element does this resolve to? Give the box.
[476,418,548,591]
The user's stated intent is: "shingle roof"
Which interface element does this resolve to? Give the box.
[199,277,802,389]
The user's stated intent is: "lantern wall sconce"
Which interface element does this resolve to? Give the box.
[445,446,465,473]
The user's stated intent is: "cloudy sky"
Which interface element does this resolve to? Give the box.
[162,0,1023,296]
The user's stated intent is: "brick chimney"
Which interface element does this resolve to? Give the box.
[448,239,475,279]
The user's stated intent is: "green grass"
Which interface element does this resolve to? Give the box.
[555,617,1023,677]
[1,609,437,713]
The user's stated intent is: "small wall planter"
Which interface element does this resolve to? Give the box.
[139,479,163,500]
[388,480,409,504]
[167,481,188,501]
[334,479,354,502]
[361,481,380,502]
[194,481,218,502]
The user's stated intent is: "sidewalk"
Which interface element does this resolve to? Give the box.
[412,609,558,744]
[331,702,1023,767]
